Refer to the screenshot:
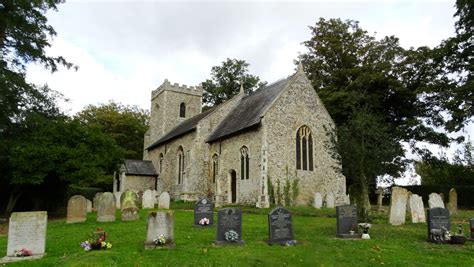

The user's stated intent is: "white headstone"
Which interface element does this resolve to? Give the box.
[428,193,445,209]
[145,211,174,249]
[325,193,335,208]
[6,211,47,257]
[389,186,408,225]
[114,192,122,209]
[86,199,92,213]
[143,190,156,209]
[409,194,426,223]
[313,192,322,209]
[158,192,170,209]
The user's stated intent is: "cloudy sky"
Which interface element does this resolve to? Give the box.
[25,0,472,183]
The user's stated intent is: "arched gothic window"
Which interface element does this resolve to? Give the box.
[179,102,186,118]
[296,125,314,171]
[159,153,164,173]
[240,146,249,180]
[212,154,219,184]
[177,146,185,184]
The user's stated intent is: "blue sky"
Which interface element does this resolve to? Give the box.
[24,0,471,184]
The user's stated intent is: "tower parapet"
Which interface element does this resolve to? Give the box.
[152,79,203,100]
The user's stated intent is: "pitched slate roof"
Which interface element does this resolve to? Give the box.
[206,76,292,142]
[147,108,215,150]
[123,159,157,176]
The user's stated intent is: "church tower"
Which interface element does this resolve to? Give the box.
[144,79,203,150]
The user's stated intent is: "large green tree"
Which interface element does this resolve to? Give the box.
[75,101,149,160]
[298,18,458,220]
[202,58,266,106]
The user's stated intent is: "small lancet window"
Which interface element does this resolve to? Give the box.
[177,146,185,184]
[212,154,219,184]
[179,102,186,118]
[296,125,314,171]
[159,153,164,173]
[240,146,249,180]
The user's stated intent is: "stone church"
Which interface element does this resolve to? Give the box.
[114,64,347,207]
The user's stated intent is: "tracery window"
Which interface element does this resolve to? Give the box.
[240,146,249,180]
[296,125,313,171]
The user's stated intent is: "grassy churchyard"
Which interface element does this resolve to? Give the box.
[1,203,474,266]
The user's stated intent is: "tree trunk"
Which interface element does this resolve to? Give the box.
[3,189,22,217]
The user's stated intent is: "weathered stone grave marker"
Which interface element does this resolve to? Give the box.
[158,192,170,209]
[313,192,322,209]
[121,190,139,221]
[142,189,156,209]
[215,208,244,246]
[1,211,47,263]
[325,193,335,208]
[194,198,214,227]
[408,194,426,223]
[336,205,361,238]
[428,193,445,209]
[268,207,294,245]
[389,186,408,225]
[447,188,458,215]
[427,207,450,243]
[67,195,87,223]
[97,192,116,222]
[375,187,383,210]
[144,211,174,249]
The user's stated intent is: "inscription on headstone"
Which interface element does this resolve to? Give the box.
[336,205,360,238]
[427,207,450,243]
[215,208,244,245]
[194,198,214,226]
[268,207,294,244]
[6,211,47,257]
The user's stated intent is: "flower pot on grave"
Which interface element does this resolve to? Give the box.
[450,236,467,245]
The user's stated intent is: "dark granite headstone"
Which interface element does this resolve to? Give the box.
[215,208,244,246]
[268,207,294,245]
[470,218,474,240]
[194,198,214,227]
[427,207,450,243]
[336,205,361,238]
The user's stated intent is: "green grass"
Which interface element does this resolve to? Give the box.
[1,206,474,266]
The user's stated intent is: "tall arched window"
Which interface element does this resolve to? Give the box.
[177,146,185,184]
[240,146,249,180]
[296,125,313,171]
[179,102,186,118]
[212,154,219,184]
[159,153,164,173]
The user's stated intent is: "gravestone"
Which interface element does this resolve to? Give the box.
[86,199,92,213]
[389,186,408,225]
[376,188,383,210]
[408,194,426,223]
[158,192,170,209]
[93,192,103,211]
[428,193,445,209]
[114,192,122,209]
[215,208,244,246]
[447,188,458,215]
[313,192,322,209]
[439,193,445,202]
[66,195,87,223]
[427,207,450,243]
[1,211,47,263]
[121,191,139,221]
[325,193,335,208]
[144,211,174,249]
[268,207,294,245]
[142,190,156,209]
[194,198,214,226]
[97,192,116,222]
[336,205,361,238]
[406,191,413,213]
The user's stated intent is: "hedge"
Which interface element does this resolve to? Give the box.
[401,185,474,208]
[67,185,103,201]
